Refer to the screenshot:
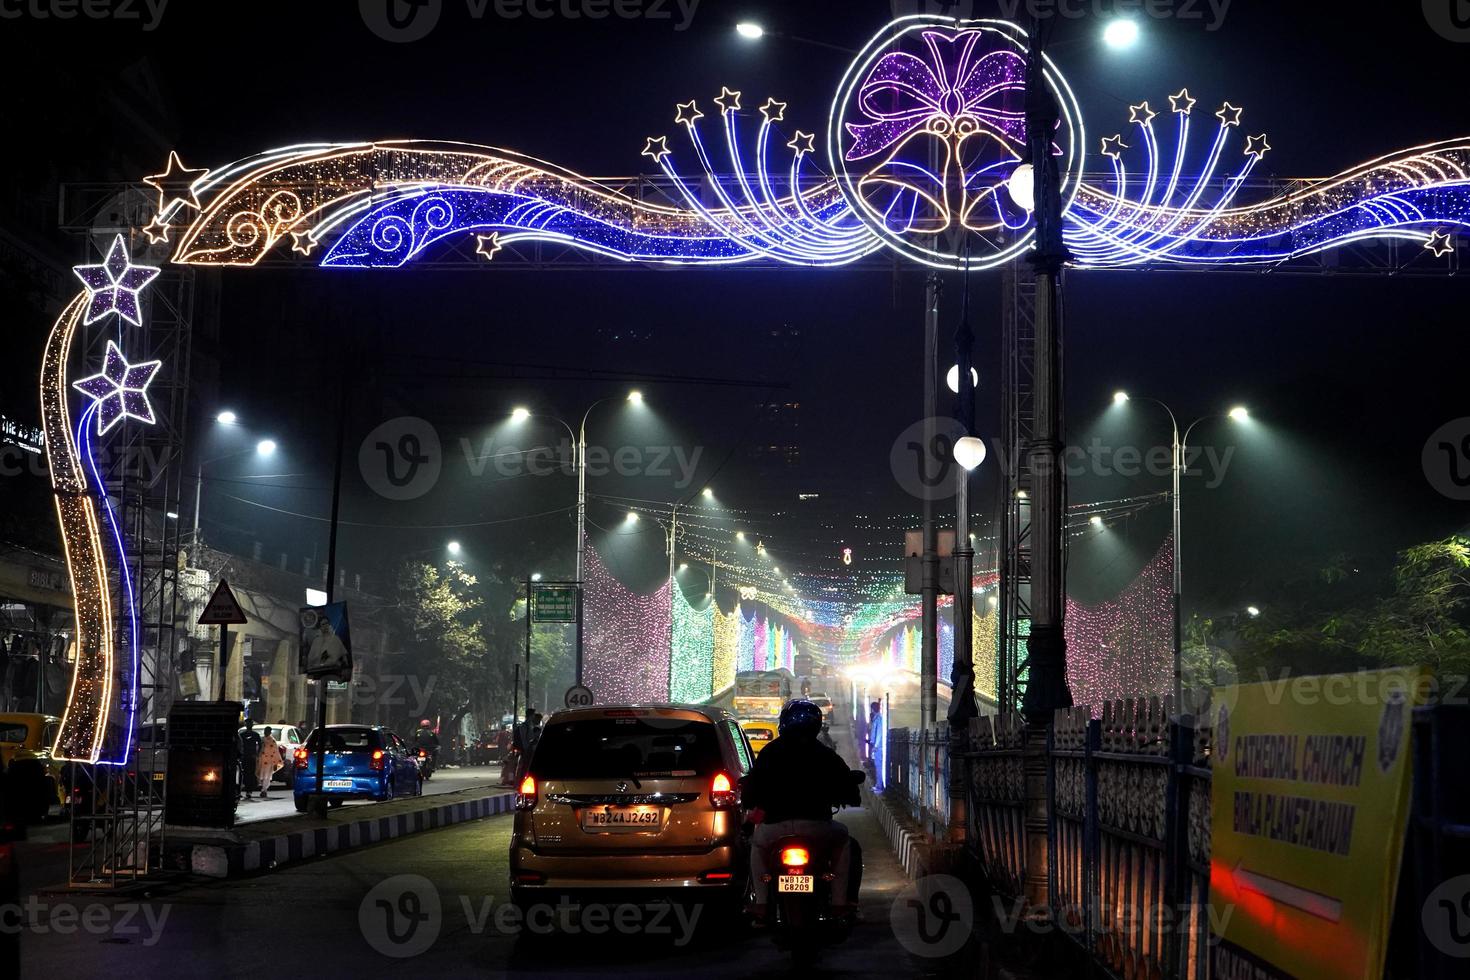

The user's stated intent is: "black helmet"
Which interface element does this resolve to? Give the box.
[778,699,824,739]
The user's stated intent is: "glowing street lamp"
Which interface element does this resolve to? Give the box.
[735,21,764,40]
[1103,18,1141,50]
[1246,605,1261,618]
[510,406,532,422]
[701,487,714,499]
[256,439,277,456]
[946,365,980,395]
[1109,392,1255,706]
[627,390,644,406]
[1089,515,1104,528]
[215,410,238,425]
[447,540,462,556]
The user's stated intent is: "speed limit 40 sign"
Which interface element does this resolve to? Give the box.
[564,685,594,708]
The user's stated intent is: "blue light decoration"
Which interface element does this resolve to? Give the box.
[138,17,1466,274]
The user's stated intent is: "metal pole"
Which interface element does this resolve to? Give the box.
[524,576,533,717]
[920,274,941,731]
[216,623,230,700]
[511,663,520,728]
[191,462,203,550]
[667,503,678,686]
[949,264,978,732]
[1172,427,1184,710]
[311,372,350,817]
[575,423,587,687]
[1019,17,1073,911]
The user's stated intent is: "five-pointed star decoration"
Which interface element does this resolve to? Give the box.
[641,135,672,164]
[1425,230,1456,258]
[714,86,743,114]
[475,233,504,261]
[674,100,704,126]
[787,131,816,156]
[141,214,171,245]
[72,340,162,436]
[143,150,210,213]
[1100,134,1130,160]
[73,234,162,326]
[1169,88,1197,115]
[759,98,787,123]
[1216,102,1244,127]
[289,230,318,256]
[1128,102,1157,127]
[1244,133,1272,159]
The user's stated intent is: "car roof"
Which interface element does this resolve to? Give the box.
[544,703,736,726]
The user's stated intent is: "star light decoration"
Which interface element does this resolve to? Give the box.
[72,234,161,326]
[1425,229,1456,257]
[71,340,162,436]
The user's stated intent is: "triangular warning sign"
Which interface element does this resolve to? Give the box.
[198,579,247,625]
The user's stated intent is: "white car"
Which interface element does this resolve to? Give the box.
[240,724,305,785]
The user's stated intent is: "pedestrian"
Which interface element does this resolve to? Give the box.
[257,726,284,799]
[239,721,261,801]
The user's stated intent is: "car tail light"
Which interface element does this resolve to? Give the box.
[294,748,308,770]
[779,845,810,869]
[371,749,386,771]
[417,748,427,759]
[515,774,537,811]
[710,771,737,809]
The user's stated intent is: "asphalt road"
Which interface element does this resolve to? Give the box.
[13,793,951,979]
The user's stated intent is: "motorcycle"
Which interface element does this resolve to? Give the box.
[750,769,866,965]
[415,746,436,780]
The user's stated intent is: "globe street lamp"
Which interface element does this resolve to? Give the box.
[1110,392,1251,709]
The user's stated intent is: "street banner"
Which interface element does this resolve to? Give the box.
[531,584,577,623]
[1208,667,1428,980]
[299,601,353,681]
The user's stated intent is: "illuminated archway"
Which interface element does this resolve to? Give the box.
[46,14,1468,762]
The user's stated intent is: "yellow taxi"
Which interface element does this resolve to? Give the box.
[739,718,779,755]
[0,713,65,822]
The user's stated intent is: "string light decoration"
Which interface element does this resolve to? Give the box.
[712,602,741,695]
[1063,536,1174,709]
[41,272,160,764]
[670,579,714,703]
[582,543,671,703]
[135,17,1465,275]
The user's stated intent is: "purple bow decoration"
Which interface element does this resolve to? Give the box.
[845,29,1028,162]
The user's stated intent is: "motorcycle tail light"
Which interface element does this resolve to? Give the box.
[516,774,537,811]
[779,846,810,868]
[371,749,386,771]
[710,771,737,809]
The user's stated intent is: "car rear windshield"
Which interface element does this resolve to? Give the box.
[0,722,30,743]
[306,728,379,751]
[532,717,721,778]
[744,727,774,741]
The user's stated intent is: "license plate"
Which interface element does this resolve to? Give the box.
[581,806,662,829]
[778,875,814,893]
[325,779,353,789]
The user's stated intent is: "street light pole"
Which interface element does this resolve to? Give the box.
[949,270,978,733]
[575,414,587,688]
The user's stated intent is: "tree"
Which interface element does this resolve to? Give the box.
[388,561,490,735]
[1356,536,1470,676]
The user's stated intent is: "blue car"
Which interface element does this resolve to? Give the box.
[292,725,422,811]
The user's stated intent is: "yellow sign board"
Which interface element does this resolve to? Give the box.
[1208,667,1426,980]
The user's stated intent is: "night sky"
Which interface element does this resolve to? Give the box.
[3,1,1466,615]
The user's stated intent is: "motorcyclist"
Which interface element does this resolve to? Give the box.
[412,721,440,764]
[742,698,860,925]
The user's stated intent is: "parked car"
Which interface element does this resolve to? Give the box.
[509,704,753,912]
[292,725,422,811]
[0,713,65,822]
[739,718,779,756]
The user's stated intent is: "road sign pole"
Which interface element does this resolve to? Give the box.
[217,624,230,701]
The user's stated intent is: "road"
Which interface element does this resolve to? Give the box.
[13,792,948,978]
